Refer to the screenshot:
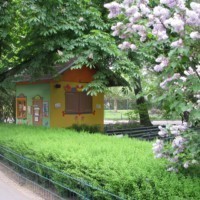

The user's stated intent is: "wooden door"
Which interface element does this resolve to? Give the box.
[32,96,43,126]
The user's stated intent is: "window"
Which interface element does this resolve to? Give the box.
[16,96,27,119]
[65,92,92,114]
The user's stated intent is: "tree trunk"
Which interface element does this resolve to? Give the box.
[114,98,118,112]
[0,105,3,122]
[133,76,152,126]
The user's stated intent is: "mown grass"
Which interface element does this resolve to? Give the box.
[104,110,130,120]
[0,124,199,199]
[104,110,179,121]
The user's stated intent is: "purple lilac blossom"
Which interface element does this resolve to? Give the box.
[173,147,185,155]
[190,31,200,39]
[190,2,200,13]
[168,156,179,163]
[184,67,196,76]
[160,78,173,89]
[104,2,121,18]
[152,22,168,40]
[172,136,186,148]
[154,56,169,72]
[169,123,188,136]
[186,9,200,26]
[147,14,154,26]
[180,76,187,82]
[111,22,124,36]
[158,126,168,137]
[160,80,168,89]
[177,0,186,10]
[118,41,137,50]
[123,0,134,7]
[153,6,170,21]
[125,6,138,17]
[167,167,178,172]
[139,4,150,15]
[160,73,181,89]
[160,0,178,8]
[170,14,185,33]
[170,39,183,47]
[152,139,164,158]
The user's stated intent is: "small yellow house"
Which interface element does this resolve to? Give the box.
[16,60,126,129]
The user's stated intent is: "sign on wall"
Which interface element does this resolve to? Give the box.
[55,103,61,108]
[43,101,49,117]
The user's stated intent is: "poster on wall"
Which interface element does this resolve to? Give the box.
[34,109,39,116]
[43,102,49,117]
[28,106,31,115]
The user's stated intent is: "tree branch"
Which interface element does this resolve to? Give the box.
[0,59,31,83]
[191,63,200,81]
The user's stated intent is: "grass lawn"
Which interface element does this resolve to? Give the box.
[104,110,179,121]
[0,124,199,199]
[104,110,130,120]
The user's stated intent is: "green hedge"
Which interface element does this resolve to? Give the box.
[0,124,199,199]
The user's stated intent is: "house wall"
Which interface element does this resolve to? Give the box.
[16,83,51,126]
[16,67,104,129]
[50,67,104,129]
[62,66,96,82]
[50,81,104,129]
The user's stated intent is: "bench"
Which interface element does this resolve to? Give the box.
[106,126,162,140]
[106,126,200,141]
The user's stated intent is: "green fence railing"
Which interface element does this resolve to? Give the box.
[0,145,125,200]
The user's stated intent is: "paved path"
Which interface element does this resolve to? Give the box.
[0,166,43,200]
[104,120,182,125]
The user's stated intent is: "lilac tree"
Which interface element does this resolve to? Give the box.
[105,0,200,171]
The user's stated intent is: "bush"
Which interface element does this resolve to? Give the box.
[124,110,138,121]
[70,124,101,133]
[153,125,200,172]
[0,124,200,199]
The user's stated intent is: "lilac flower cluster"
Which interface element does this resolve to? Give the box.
[105,0,200,171]
[194,93,200,107]
[184,66,200,77]
[169,123,188,136]
[154,56,169,72]
[170,39,183,48]
[104,0,200,51]
[104,2,121,19]
[153,123,191,171]
[190,32,200,39]
[152,139,164,158]
[118,41,137,50]
[158,125,168,137]
[160,73,180,89]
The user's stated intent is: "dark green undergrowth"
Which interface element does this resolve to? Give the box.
[70,124,101,133]
[0,124,200,199]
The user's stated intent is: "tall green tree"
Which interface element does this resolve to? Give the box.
[0,0,153,126]
[0,0,126,91]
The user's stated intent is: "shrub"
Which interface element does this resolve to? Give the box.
[153,124,200,172]
[124,110,138,121]
[70,124,101,133]
[0,124,200,199]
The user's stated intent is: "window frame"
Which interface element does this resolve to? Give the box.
[65,91,92,114]
[16,97,27,119]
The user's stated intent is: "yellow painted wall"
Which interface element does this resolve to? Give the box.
[50,81,104,129]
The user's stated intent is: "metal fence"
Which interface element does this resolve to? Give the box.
[0,145,125,200]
